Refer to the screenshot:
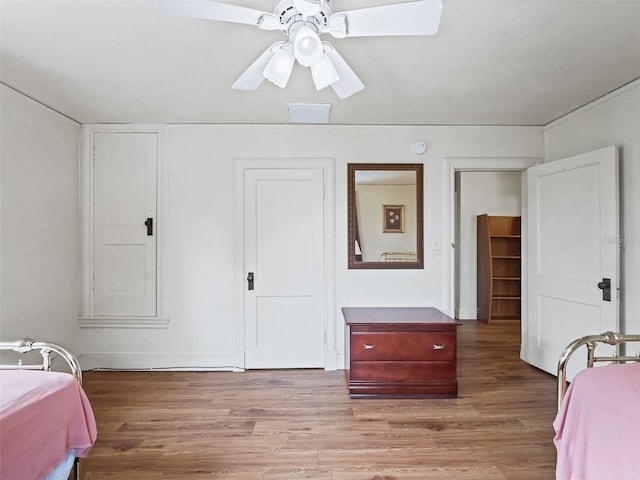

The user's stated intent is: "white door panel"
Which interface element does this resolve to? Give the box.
[525,146,619,379]
[104,244,148,295]
[244,168,325,369]
[93,133,157,316]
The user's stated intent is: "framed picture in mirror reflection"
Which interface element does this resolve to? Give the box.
[383,205,405,233]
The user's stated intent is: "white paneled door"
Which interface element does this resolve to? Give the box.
[524,146,619,379]
[244,168,325,369]
[93,132,158,316]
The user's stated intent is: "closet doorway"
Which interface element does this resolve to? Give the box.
[443,156,540,324]
[455,171,522,321]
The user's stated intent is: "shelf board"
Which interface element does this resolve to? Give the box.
[492,295,521,300]
[490,235,521,239]
[492,255,521,259]
[493,276,521,281]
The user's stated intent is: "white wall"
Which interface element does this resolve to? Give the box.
[10,79,639,368]
[543,80,640,334]
[5,78,637,368]
[457,171,521,319]
[0,85,81,349]
[78,124,541,369]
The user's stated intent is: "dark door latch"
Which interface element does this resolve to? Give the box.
[247,272,254,291]
[144,218,153,236]
[597,278,611,302]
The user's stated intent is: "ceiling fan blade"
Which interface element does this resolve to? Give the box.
[323,44,364,99]
[159,0,279,29]
[231,44,282,90]
[327,0,443,38]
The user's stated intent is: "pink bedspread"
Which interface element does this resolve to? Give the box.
[0,370,97,480]
[553,362,640,480]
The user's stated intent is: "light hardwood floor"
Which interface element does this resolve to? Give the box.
[80,321,558,479]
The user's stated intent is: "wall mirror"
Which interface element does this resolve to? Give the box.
[348,163,424,269]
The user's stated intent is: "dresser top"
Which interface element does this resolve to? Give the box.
[342,307,458,325]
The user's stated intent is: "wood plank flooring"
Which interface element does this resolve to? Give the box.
[80,321,558,479]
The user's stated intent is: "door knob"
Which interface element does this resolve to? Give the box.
[597,278,611,302]
[144,217,153,236]
[247,272,254,291]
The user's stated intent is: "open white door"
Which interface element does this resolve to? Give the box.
[523,146,619,379]
[244,168,325,369]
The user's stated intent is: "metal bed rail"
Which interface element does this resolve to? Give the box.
[0,338,83,384]
[556,331,640,410]
[377,251,417,262]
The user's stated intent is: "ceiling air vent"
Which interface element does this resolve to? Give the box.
[286,103,331,124]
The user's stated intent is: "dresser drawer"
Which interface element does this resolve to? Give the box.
[350,332,455,361]
[350,360,456,382]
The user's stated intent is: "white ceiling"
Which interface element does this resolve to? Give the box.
[1,0,639,126]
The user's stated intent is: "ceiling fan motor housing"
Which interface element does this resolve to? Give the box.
[274,0,332,35]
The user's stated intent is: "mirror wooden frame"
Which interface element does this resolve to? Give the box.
[347,163,424,269]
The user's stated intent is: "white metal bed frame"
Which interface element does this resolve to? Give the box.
[0,338,84,480]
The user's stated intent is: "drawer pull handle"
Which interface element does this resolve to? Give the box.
[363,343,375,350]
[433,344,445,350]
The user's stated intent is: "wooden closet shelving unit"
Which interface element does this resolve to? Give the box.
[477,214,521,323]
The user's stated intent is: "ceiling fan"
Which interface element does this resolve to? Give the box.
[159,0,443,99]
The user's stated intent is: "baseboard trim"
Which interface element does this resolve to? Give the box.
[456,308,478,320]
[79,352,245,371]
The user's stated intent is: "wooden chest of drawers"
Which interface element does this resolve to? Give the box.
[342,307,459,398]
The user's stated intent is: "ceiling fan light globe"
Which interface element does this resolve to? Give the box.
[294,25,323,67]
[310,54,340,90]
[232,42,285,91]
[263,46,295,88]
